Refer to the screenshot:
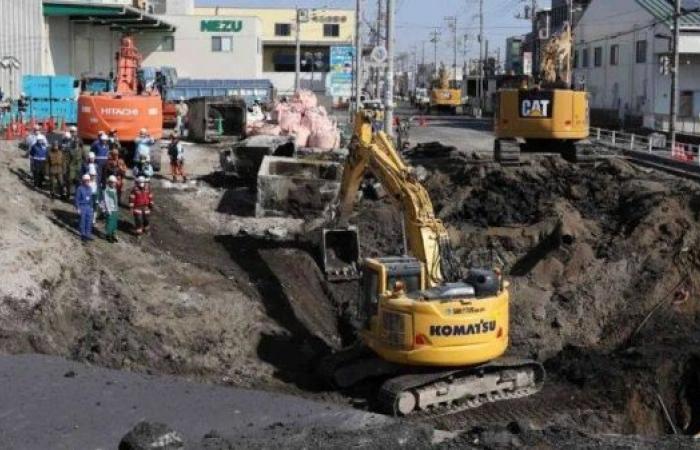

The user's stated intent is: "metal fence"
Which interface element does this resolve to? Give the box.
[590,127,700,169]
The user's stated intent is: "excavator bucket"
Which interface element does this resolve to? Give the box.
[322,227,361,281]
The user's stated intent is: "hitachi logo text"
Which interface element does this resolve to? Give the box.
[101,108,139,116]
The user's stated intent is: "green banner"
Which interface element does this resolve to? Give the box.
[200,20,243,33]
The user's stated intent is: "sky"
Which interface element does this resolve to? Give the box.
[195,0,552,66]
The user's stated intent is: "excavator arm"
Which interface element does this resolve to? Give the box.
[323,112,460,285]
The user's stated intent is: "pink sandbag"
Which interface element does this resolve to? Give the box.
[292,125,311,147]
[278,110,302,133]
[308,128,340,150]
[247,121,281,136]
[271,103,289,123]
[293,89,318,109]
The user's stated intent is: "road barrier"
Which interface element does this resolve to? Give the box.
[590,127,700,168]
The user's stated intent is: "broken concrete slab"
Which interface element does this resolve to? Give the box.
[220,135,296,179]
[256,155,343,219]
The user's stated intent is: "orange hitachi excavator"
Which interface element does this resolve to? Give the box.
[77,36,163,143]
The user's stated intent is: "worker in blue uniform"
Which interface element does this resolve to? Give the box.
[74,174,95,242]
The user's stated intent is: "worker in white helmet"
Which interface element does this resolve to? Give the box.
[134,127,154,165]
[75,174,94,242]
[101,174,120,242]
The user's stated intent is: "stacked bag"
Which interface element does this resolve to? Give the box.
[247,90,340,151]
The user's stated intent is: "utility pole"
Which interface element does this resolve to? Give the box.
[670,0,681,150]
[445,16,457,79]
[531,0,537,78]
[374,0,383,98]
[294,8,303,92]
[354,0,362,114]
[479,0,484,108]
[430,28,440,76]
[384,0,395,137]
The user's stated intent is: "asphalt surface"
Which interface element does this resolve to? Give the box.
[398,107,495,154]
[0,354,392,449]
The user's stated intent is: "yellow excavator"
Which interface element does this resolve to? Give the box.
[494,23,589,164]
[429,64,462,115]
[320,111,544,416]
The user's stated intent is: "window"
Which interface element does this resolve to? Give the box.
[157,36,174,52]
[573,50,579,69]
[323,24,340,37]
[274,23,291,37]
[610,44,619,66]
[582,48,589,68]
[212,36,233,52]
[636,40,647,63]
[594,47,602,67]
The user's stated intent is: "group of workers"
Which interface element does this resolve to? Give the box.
[25,125,185,243]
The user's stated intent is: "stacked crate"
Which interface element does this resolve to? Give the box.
[22,75,77,124]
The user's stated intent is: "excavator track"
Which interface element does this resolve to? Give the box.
[494,139,522,166]
[378,358,545,417]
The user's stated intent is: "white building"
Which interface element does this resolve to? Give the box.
[44,0,262,81]
[0,0,44,98]
[574,0,700,133]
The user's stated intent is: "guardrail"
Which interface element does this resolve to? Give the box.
[590,127,700,169]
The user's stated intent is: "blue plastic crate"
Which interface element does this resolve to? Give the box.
[50,75,76,99]
[22,75,76,100]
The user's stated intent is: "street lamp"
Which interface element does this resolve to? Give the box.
[0,56,21,99]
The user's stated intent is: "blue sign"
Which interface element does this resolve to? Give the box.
[328,46,354,98]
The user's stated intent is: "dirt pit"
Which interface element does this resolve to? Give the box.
[2,135,700,446]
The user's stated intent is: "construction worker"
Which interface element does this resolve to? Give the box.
[134,128,154,164]
[75,174,94,242]
[47,142,65,199]
[101,175,120,243]
[102,149,128,203]
[29,135,48,189]
[167,134,187,182]
[24,125,41,153]
[129,176,154,235]
[91,133,110,182]
[108,128,121,155]
[64,130,84,198]
[175,97,188,137]
[81,152,99,185]
[17,93,27,123]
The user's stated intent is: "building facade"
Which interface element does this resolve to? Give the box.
[2,0,355,102]
[573,0,700,132]
[194,6,356,95]
[0,0,44,99]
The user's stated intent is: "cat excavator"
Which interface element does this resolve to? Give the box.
[320,111,544,416]
[494,23,589,164]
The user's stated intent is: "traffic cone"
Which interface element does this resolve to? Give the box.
[4,123,13,140]
[47,117,55,133]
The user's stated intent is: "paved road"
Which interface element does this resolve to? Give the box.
[397,107,495,154]
[0,354,394,449]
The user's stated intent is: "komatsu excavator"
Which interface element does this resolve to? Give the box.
[494,23,589,164]
[320,112,544,416]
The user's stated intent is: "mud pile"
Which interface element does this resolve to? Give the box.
[359,153,700,437]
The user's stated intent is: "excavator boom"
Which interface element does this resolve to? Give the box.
[323,112,459,284]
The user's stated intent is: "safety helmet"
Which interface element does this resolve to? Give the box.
[37,135,47,143]
[64,131,71,139]
[82,174,91,181]
[100,134,108,141]
[139,128,147,135]
[33,124,40,131]
[137,176,146,184]
[179,96,185,102]
[69,126,77,132]
[108,175,117,183]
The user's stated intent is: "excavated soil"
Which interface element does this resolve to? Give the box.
[3,135,700,446]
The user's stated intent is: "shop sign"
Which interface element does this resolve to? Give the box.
[200,20,243,32]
